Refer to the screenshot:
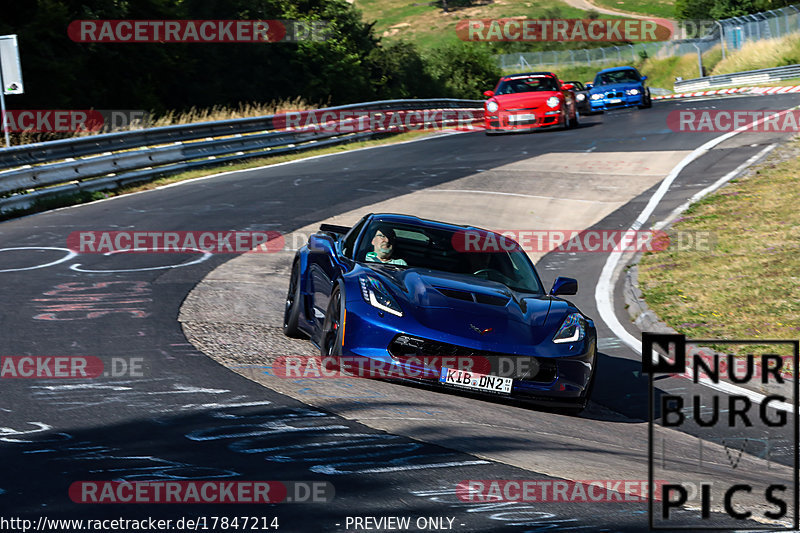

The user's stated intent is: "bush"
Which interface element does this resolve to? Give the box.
[425,41,501,99]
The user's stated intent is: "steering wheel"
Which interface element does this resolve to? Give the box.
[472,268,494,276]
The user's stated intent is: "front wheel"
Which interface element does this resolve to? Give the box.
[568,109,581,129]
[562,345,597,416]
[320,286,343,358]
[283,261,302,338]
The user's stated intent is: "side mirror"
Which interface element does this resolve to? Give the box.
[550,276,578,296]
[483,90,495,98]
[309,233,336,254]
[585,83,594,89]
[561,84,574,91]
[641,75,648,81]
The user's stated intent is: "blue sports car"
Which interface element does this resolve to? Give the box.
[588,66,652,112]
[283,214,597,413]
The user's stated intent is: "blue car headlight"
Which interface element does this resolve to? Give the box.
[590,93,603,100]
[359,276,403,316]
[626,88,640,95]
[553,313,586,343]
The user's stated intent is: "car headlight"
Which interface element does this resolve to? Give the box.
[359,276,403,316]
[486,100,499,113]
[553,313,586,344]
[590,93,603,100]
[627,89,640,95]
[576,93,586,101]
[546,96,560,109]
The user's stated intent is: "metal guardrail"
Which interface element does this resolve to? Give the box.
[0,99,483,214]
[673,63,800,91]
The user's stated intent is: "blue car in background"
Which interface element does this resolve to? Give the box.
[588,66,652,112]
[283,213,598,413]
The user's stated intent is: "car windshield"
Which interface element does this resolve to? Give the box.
[565,81,584,90]
[356,221,544,294]
[595,70,641,85]
[495,76,559,95]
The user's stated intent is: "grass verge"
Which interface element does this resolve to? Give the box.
[637,139,800,343]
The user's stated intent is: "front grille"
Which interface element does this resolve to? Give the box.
[606,91,623,98]
[388,335,557,383]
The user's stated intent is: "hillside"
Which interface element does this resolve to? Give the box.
[352,0,659,49]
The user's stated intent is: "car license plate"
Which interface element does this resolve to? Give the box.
[439,367,512,394]
[608,98,622,103]
[510,113,537,122]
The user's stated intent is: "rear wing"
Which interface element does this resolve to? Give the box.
[319,223,351,236]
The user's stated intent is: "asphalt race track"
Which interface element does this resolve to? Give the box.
[1,93,798,532]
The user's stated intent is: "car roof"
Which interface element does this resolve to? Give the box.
[499,72,557,80]
[597,66,638,73]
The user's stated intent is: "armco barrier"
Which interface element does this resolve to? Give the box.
[0,99,483,213]
[674,64,800,92]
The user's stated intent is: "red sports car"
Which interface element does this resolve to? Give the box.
[483,72,580,134]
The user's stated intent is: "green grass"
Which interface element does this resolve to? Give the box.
[638,139,800,343]
[504,45,723,91]
[592,0,674,18]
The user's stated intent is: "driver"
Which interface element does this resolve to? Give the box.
[366,225,407,266]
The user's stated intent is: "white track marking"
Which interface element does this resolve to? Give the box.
[0,247,77,272]
[595,106,798,410]
[69,247,212,273]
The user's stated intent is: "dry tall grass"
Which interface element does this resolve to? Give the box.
[2,97,317,148]
[712,34,800,75]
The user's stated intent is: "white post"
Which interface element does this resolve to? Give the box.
[0,65,9,148]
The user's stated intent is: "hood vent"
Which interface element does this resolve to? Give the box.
[434,286,510,307]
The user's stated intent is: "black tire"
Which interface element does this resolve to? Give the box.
[638,91,652,109]
[569,109,581,129]
[283,261,302,338]
[562,344,598,416]
[320,286,343,358]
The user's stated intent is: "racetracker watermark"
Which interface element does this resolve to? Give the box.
[456,480,665,502]
[451,229,715,253]
[67,231,284,254]
[272,109,484,133]
[668,110,800,133]
[67,20,330,43]
[643,333,799,529]
[0,110,149,133]
[69,481,334,504]
[272,355,491,379]
[457,18,671,42]
[0,356,144,378]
